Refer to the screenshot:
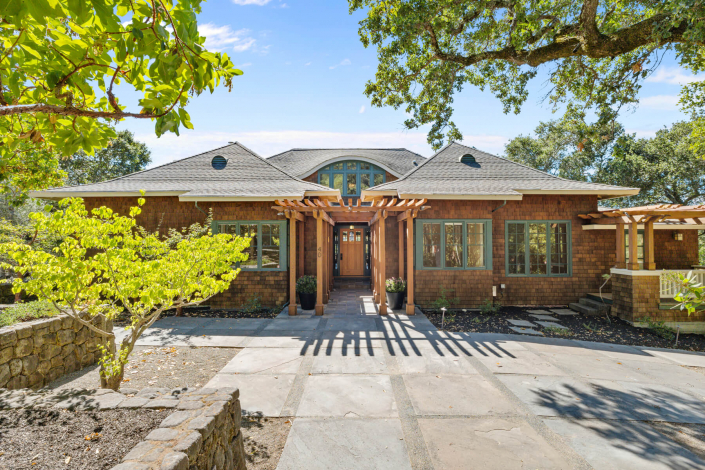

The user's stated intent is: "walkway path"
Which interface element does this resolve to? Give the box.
[140,288,705,469]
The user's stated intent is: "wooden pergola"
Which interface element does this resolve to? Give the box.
[579,204,705,270]
[274,197,427,316]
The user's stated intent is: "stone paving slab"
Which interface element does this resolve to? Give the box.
[310,349,388,374]
[475,349,568,376]
[324,318,380,332]
[529,314,559,321]
[395,354,480,375]
[535,321,569,330]
[643,348,705,367]
[277,418,412,470]
[544,417,705,469]
[550,308,579,316]
[420,417,571,469]
[263,318,322,332]
[506,319,535,327]
[383,338,476,357]
[204,374,294,417]
[219,348,304,375]
[548,353,653,383]
[297,375,397,418]
[526,309,552,315]
[200,318,269,330]
[247,334,315,349]
[509,326,543,336]
[404,374,517,416]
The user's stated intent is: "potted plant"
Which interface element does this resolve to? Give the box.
[296,275,317,310]
[386,277,406,310]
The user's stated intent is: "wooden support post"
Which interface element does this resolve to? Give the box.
[315,212,324,315]
[406,217,415,315]
[379,212,387,315]
[297,218,304,278]
[373,220,380,303]
[616,223,626,269]
[628,221,639,270]
[323,221,329,304]
[644,219,655,270]
[398,220,404,279]
[288,217,297,316]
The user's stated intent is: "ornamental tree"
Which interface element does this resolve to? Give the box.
[0,197,250,390]
[0,0,241,196]
[350,0,705,148]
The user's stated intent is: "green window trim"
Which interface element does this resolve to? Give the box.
[414,219,493,270]
[317,160,386,197]
[211,220,288,272]
[504,220,572,277]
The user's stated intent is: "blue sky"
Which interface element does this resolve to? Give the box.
[116,0,701,167]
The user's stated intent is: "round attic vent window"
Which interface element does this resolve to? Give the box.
[211,155,227,170]
[459,153,476,165]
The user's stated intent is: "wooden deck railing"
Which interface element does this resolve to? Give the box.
[660,270,705,299]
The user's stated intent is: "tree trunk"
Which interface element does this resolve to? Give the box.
[13,272,22,303]
[100,363,125,391]
[176,306,183,317]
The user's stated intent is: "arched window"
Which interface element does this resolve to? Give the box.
[317,161,386,197]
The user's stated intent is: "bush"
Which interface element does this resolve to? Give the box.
[241,294,262,314]
[431,285,459,311]
[385,277,406,293]
[0,300,60,328]
[296,275,317,294]
[640,316,675,341]
[480,299,501,315]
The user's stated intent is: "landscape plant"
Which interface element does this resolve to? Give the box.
[0,196,250,390]
[480,298,501,315]
[385,277,406,293]
[0,300,60,328]
[296,275,317,294]
[431,285,459,312]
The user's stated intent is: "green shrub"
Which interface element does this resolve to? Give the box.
[0,300,60,328]
[544,325,573,336]
[241,294,262,314]
[296,275,317,294]
[640,316,675,341]
[385,277,406,293]
[480,299,501,315]
[431,285,459,311]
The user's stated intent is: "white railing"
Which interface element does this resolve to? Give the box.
[660,270,705,298]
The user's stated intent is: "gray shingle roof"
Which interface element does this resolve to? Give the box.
[30,142,336,200]
[267,148,424,177]
[365,142,639,200]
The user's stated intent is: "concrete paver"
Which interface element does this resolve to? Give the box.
[203,374,294,417]
[310,349,388,374]
[508,326,543,335]
[506,319,535,327]
[296,374,397,418]
[219,348,304,375]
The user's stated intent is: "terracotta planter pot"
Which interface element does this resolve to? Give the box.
[298,292,317,311]
[386,291,405,310]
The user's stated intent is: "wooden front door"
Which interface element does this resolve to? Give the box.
[340,228,364,276]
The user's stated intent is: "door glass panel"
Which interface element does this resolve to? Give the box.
[342,230,348,242]
[422,223,441,268]
[373,173,384,186]
[467,222,485,268]
[361,173,370,190]
[444,222,463,268]
[355,230,361,242]
[333,174,343,191]
[240,224,258,268]
[347,174,357,195]
[319,173,330,187]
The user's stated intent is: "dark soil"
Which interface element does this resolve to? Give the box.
[424,306,705,352]
[0,408,169,470]
[241,416,293,470]
[162,306,282,319]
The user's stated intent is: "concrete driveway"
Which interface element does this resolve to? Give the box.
[136,289,705,469]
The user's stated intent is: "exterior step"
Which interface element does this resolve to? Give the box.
[586,292,612,305]
[579,297,610,313]
[569,302,601,316]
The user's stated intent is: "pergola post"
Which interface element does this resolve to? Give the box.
[628,221,639,270]
[644,219,656,270]
[379,212,387,315]
[398,220,404,279]
[616,223,626,269]
[323,220,329,304]
[297,219,304,278]
[373,221,380,303]
[315,212,324,315]
[406,217,415,315]
[288,216,297,316]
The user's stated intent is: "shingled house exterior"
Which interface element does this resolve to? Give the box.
[32,142,704,329]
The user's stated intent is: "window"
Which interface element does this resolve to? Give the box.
[213,220,287,271]
[416,219,492,270]
[505,221,571,277]
[318,160,386,197]
[624,228,644,267]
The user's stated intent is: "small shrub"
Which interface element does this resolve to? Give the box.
[431,285,459,312]
[471,316,489,325]
[640,316,675,341]
[385,277,406,293]
[0,300,60,328]
[241,294,262,314]
[296,275,317,294]
[544,325,573,336]
[480,299,501,315]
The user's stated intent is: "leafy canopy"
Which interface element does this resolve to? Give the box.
[0,197,250,389]
[350,0,705,148]
[0,0,240,194]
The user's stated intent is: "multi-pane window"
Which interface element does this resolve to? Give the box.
[214,221,287,271]
[318,161,386,197]
[505,221,571,276]
[416,220,492,270]
[624,228,644,266]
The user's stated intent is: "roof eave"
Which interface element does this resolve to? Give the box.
[178,195,303,202]
[517,189,640,198]
[29,190,186,199]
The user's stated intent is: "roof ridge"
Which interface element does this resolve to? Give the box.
[240,142,333,191]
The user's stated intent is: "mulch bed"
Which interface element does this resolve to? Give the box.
[423,306,705,352]
[161,306,282,319]
[241,416,293,470]
[0,408,169,470]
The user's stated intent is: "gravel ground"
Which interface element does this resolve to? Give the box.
[648,423,705,459]
[241,416,293,470]
[0,408,169,470]
[162,306,282,319]
[47,346,240,391]
[424,306,705,352]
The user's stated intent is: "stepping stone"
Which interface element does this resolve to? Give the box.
[509,326,544,336]
[550,308,579,316]
[535,321,570,330]
[529,314,558,321]
[507,319,536,327]
[527,309,552,315]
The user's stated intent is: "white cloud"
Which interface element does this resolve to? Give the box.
[646,67,705,85]
[304,62,311,66]
[639,94,680,110]
[329,59,351,70]
[198,24,255,52]
[359,105,365,114]
[237,63,252,68]
[232,0,272,5]
[625,128,658,139]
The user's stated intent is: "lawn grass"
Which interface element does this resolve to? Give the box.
[0,301,61,328]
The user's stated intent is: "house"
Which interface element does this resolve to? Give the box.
[31,142,704,329]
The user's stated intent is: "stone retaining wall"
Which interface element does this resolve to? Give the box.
[0,313,110,390]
